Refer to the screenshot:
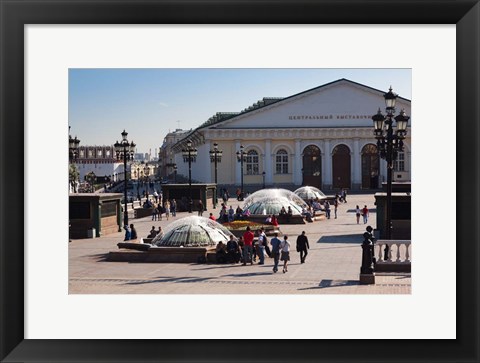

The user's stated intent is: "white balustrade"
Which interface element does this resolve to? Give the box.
[375,240,411,265]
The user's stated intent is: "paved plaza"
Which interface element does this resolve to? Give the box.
[69,193,411,294]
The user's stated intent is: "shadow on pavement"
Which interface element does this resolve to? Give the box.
[90,253,110,262]
[346,208,377,213]
[124,276,215,285]
[297,279,359,291]
[192,264,245,270]
[317,234,363,244]
[222,272,273,278]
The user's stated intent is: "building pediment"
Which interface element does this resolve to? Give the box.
[206,79,411,130]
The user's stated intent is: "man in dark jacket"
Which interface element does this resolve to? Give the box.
[296,231,310,263]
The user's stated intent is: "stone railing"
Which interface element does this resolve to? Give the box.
[374,240,411,272]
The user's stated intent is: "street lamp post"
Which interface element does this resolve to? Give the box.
[69,127,81,162]
[236,145,246,201]
[262,171,266,189]
[114,130,136,227]
[68,126,80,193]
[372,86,409,257]
[144,163,150,193]
[182,140,197,213]
[209,142,223,208]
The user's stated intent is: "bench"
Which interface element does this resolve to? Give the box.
[134,207,153,218]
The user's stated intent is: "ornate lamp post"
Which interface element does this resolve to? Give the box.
[68,126,80,193]
[236,145,246,201]
[69,127,81,162]
[114,130,136,226]
[173,164,177,183]
[262,171,266,189]
[182,140,197,213]
[144,163,150,193]
[372,86,409,254]
[209,142,223,208]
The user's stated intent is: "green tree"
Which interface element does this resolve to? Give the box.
[69,163,80,193]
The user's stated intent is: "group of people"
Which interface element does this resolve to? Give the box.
[217,203,249,223]
[147,225,163,239]
[150,198,177,221]
[215,227,310,274]
[123,224,138,241]
[355,205,370,224]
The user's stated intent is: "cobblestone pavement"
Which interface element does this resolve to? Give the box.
[69,193,411,294]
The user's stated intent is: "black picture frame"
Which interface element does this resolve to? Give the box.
[1,1,478,362]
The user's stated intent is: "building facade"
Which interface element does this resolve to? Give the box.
[170,79,411,192]
[158,128,190,179]
[74,145,127,182]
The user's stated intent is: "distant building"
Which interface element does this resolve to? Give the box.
[75,145,127,182]
[159,128,190,178]
[130,161,157,181]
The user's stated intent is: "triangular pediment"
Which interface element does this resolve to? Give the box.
[204,79,411,130]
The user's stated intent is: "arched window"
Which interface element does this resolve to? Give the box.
[245,150,259,175]
[275,149,288,174]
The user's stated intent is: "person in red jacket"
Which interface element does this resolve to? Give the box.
[242,226,255,265]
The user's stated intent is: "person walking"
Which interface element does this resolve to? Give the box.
[324,200,331,219]
[242,226,255,265]
[170,199,177,217]
[342,188,348,203]
[296,231,310,263]
[164,200,171,221]
[152,202,158,221]
[334,198,338,219]
[280,235,291,273]
[257,229,266,265]
[355,205,361,224]
[362,205,369,224]
[270,233,282,273]
[197,200,204,216]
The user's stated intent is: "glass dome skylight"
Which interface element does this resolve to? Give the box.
[293,186,327,201]
[151,216,235,247]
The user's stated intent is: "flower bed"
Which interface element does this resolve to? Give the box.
[221,220,266,230]
[222,220,281,237]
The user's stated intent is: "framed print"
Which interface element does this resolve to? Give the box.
[1,0,479,362]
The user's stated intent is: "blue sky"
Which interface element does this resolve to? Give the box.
[69,68,411,154]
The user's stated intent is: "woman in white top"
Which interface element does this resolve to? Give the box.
[280,235,291,273]
[355,205,361,224]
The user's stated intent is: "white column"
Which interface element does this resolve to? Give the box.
[205,142,213,184]
[353,138,361,189]
[294,139,302,185]
[324,139,332,189]
[406,151,412,182]
[265,139,273,185]
[380,158,388,185]
[235,139,241,186]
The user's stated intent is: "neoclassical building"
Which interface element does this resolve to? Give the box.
[170,79,411,192]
